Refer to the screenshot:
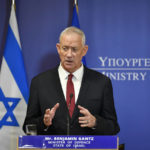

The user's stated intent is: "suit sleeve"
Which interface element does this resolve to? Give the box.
[22,77,53,135]
[93,77,120,135]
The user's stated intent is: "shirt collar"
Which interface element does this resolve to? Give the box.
[58,64,84,81]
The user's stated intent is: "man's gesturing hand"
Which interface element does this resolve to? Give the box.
[78,105,96,128]
[43,103,59,127]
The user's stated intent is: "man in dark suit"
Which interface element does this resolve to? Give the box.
[23,27,120,135]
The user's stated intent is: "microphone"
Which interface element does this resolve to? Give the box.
[67,93,74,135]
[70,93,74,99]
[68,93,73,110]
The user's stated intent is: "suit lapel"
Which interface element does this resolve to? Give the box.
[53,68,69,114]
[71,67,89,122]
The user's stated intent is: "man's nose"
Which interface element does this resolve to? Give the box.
[66,49,73,57]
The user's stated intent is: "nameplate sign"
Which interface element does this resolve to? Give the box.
[18,135,118,149]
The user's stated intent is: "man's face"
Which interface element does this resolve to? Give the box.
[56,33,88,73]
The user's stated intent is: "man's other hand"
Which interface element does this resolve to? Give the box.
[43,103,59,127]
[78,105,96,128]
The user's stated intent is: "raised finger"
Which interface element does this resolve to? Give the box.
[78,120,88,124]
[80,110,88,116]
[78,116,87,121]
[78,105,88,112]
[45,109,51,114]
[78,105,86,111]
[80,123,89,127]
[51,103,59,113]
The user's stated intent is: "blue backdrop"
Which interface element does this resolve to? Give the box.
[0,0,150,150]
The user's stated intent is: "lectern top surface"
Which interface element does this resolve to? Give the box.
[18,135,118,149]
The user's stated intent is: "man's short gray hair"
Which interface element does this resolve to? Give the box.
[59,26,86,46]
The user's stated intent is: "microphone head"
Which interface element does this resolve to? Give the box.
[70,93,73,99]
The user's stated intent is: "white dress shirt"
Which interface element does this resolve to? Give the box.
[58,64,84,103]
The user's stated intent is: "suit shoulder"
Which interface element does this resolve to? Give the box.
[85,67,110,81]
[32,67,58,82]
[84,67,113,89]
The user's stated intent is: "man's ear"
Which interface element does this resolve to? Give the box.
[56,43,60,54]
[83,45,88,56]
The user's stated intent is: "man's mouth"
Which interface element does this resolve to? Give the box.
[65,60,73,64]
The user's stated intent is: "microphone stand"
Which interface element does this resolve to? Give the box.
[67,93,73,135]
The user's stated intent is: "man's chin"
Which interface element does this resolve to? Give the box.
[63,64,74,73]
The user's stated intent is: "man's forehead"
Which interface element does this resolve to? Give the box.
[60,34,82,44]
[61,32,81,40]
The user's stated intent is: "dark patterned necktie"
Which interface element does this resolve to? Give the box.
[66,74,75,118]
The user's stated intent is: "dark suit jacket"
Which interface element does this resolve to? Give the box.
[23,66,120,135]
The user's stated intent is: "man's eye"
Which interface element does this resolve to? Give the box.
[72,48,78,52]
[62,47,68,51]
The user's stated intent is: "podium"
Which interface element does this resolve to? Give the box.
[17,135,119,150]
